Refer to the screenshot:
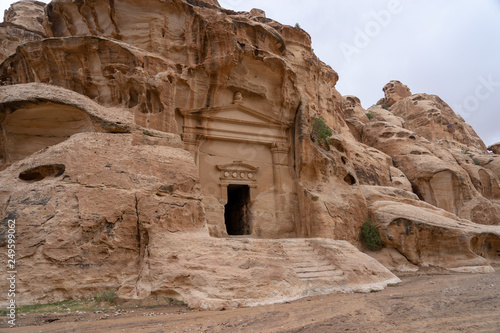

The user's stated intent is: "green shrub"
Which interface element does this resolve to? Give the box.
[361,220,383,251]
[381,104,390,110]
[94,290,117,304]
[312,116,333,145]
[295,22,301,29]
[365,112,374,120]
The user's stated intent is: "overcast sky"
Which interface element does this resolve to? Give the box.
[2,0,499,146]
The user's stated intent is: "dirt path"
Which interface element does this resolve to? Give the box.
[4,270,500,333]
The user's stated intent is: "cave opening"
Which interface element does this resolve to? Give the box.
[224,184,251,236]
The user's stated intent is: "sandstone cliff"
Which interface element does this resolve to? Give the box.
[0,0,499,309]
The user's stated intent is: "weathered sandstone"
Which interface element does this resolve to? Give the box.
[362,114,500,225]
[380,80,411,107]
[0,1,46,63]
[488,142,500,154]
[0,132,200,305]
[390,93,486,151]
[362,185,500,270]
[0,0,498,310]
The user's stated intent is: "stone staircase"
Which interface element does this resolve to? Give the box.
[281,240,344,283]
[147,235,400,309]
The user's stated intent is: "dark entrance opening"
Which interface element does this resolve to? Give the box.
[224,184,251,235]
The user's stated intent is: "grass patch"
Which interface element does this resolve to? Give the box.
[18,299,105,314]
[365,112,374,120]
[387,283,399,287]
[94,290,118,304]
[15,294,191,315]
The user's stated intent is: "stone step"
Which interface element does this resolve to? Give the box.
[281,241,344,283]
[286,251,316,255]
[297,270,344,278]
[295,266,338,274]
[292,263,333,269]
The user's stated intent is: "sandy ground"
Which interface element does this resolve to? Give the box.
[3,269,500,333]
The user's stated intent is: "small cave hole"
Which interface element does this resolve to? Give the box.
[411,184,424,201]
[330,139,346,153]
[19,164,66,182]
[344,173,356,185]
[341,156,348,165]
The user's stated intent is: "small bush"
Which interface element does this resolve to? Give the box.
[381,104,390,110]
[295,23,301,29]
[361,220,383,251]
[365,112,374,120]
[94,290,117,304]
[312,116,333,145]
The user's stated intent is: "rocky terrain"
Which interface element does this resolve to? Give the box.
[0,0,499,314]
[7,270,500,332]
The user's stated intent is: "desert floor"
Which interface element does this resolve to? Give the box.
[4,269,500,333]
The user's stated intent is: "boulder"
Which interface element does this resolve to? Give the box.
[362,185,500,270]
[381,80,411,107]
[488,142,500,154]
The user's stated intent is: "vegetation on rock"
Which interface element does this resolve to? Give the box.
[312,116,333,145]
[361,220,383,251]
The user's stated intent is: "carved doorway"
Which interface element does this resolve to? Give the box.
[224,184,251,235]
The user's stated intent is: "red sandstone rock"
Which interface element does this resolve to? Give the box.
[0,0,498,309]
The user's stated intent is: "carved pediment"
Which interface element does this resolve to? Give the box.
[217,160,259,184]
[181,104,290,128]
[181,104,289,145]
[217,160,259,172]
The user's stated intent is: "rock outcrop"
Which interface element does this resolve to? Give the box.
[0,0,499,309]
[362,186,500,271]
[488,142,500,154]
[362,87,500,226]
[380,80,411,107]
[0,0,46,63]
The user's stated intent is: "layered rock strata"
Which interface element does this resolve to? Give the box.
[0,0,498,309]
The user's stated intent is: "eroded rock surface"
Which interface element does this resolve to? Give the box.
[0,1,46,63]
[380,80,411,107]
[0,0,498,309]
[488,142,500,154]
[0,132,198,305]
[363,92,500,225]
[362,186,500,270]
